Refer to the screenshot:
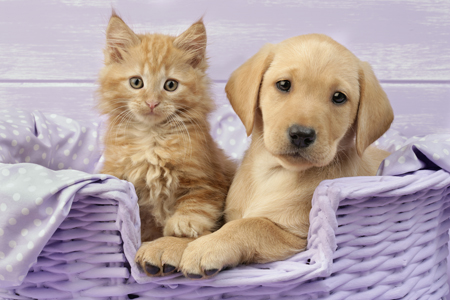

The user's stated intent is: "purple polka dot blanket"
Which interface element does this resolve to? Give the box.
[1,107,450,298]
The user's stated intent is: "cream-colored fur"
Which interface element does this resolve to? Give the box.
[136,34,394,279]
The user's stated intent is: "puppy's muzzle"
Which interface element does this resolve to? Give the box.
[288,125,316,148]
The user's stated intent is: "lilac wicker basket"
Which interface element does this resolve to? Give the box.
[1,109,450,299]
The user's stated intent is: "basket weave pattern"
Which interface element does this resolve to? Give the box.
[2,170,450,299]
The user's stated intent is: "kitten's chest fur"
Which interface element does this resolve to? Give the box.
[102,123,188,224]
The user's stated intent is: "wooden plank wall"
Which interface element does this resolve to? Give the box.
[0,0,449,137]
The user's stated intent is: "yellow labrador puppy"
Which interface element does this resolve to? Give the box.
[136,34,393,279]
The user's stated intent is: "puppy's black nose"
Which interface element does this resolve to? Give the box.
[288,125,316,148]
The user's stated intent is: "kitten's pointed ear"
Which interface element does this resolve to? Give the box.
[105,12,140,63]
[173,20,207,67]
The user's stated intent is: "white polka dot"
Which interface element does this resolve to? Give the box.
[26,136,30,143]
[9,218,16,225]
[23,177,31,182]
[13,193,20,201]
[18,168,26,174]
[231,153,237,158]
[11,140,17,146]
[22,208,29,215]
[385,159,390,167]
[0,203,6,211]
[66,118,73,124]
[58,163,64,169]
[50,114,56,118]
[83,158,89,165]
[27,241,34,249]
[0,228,3,236]
[443,149,449,155]
[88,145,94,151]
[72,154,77,160]
[69,138,74,144]
[18,275,24,281]
[230,139,236,146]
[92,132,98,138]
[419,137,426,141]
[33,144,39,151]
[44,179,53,184]
[50,187,58,194]
[433,153,440,160]
[16,253,23,261]
[21,229,28,236]
[49,216,56,224]
[64,149,70,156]
[6,265,13,272]
[42,153,47,159]
[25,156,30,162]
[227,116,234,122]
[217,128,222,135]
[228,126,235,132]
[28,186,36,192]
[81,127,86,133]
[58,134,65,139]
[34,219,42,226]
[38,230,45,237]
[19,148,25,154]
[0,252,4,259]
[13,130,19,136]
[0,133,6,138]
[398,156,406,164]
[395,145,401,151]
[46,207,53,215]
[2,169,10,176]
[35,197,43,205]
[78,140,83,147]
[9,241,16,248]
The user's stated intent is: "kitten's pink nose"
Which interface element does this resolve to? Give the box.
[147,102,160,112]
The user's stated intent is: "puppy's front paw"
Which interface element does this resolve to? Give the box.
[179,234,240,279]
[135,236,192,277]
[164,213,212,238]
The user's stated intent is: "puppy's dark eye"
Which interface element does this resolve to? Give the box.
[276,80,291,92]
[332,92,347,104]
[130,77,144,89]
[164,79,178,91]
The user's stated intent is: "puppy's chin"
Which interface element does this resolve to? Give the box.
[272,153,314,172]
[274,150,337,172]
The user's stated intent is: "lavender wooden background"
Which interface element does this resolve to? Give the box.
[0,0,449,137]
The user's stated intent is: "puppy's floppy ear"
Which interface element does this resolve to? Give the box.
[105,11,140,64]
[355,62,394,156]
[225,44,274,136]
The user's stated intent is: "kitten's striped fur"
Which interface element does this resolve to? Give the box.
[98,13,235,242]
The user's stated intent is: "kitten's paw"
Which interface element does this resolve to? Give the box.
[135,236,192,277]
[179,233,240,279]
[164,213,212,238]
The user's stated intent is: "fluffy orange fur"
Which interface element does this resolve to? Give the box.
[98,13,235,242]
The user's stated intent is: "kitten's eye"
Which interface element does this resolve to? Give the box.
[129,77,144,89]
[276,80,291,92]
[164,79,178,92]
[332,92,347,104]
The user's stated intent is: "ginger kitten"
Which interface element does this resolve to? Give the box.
[98,13,235,243]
